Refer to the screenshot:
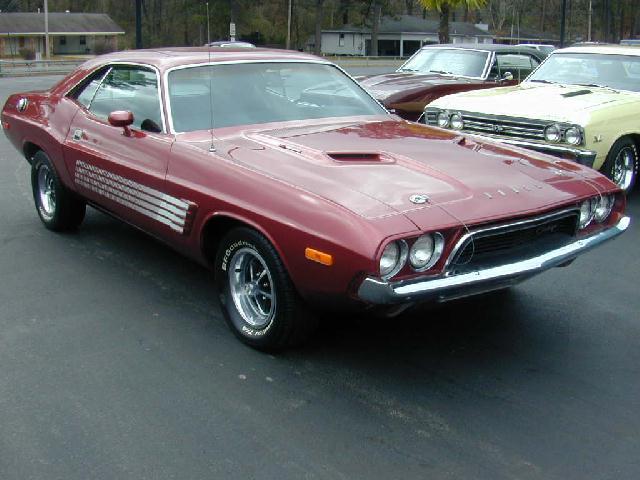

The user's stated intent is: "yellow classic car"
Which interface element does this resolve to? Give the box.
[424,45,640,193]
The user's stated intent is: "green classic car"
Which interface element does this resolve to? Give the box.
[424,45,640,193]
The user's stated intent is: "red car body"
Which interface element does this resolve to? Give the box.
[1,48,629,322]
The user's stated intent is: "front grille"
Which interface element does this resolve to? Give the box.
[450,210,579,268]
[425,108,547,142]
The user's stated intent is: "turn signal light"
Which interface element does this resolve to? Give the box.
[305,247,333,266]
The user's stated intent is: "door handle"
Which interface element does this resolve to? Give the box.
[72,128,84,141]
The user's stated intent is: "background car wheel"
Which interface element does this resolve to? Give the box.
[31,150,86,231]
[215,227,318,350]
[602,137,638,195]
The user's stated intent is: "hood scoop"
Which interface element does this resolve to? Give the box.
[561,89,592,98]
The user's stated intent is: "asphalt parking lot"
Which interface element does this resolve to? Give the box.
[1,75,639,480]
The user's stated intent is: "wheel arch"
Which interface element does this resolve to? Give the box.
[200,212,291,273]
[23,141,43,164]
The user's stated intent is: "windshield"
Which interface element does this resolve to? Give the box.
[168,62,385,132]
[526,52,640,91]
[398,48,490,77]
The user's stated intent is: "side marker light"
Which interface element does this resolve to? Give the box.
[305,247,333,266]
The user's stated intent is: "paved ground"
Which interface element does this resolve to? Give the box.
[0,75,639,480]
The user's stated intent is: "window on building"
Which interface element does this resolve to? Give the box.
[60,36,67,45]
[19,37,25,47]
[80,36,86,45]
[339,33,345,47]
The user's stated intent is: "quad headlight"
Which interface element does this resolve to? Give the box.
[544,124,561,142]
[409,233,445,271]
[379,240,408,279]
[437,111,450,128]
[594,194,615,223]
[579,198,597,229]
[564,126,582,145]
[450,113,464,130]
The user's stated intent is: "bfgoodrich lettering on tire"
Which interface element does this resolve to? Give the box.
[215,227,317,350]
[31,150,86,231]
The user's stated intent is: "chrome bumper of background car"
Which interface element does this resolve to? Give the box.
[475,135,598,168]
[358,216,630,305]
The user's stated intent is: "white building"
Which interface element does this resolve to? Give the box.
[315,15,493,57]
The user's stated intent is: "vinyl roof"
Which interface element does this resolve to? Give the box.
[0,12,124,34]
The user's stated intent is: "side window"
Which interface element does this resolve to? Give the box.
[89,66,163,133]
[71,66,111,109]
[495,53,540,81]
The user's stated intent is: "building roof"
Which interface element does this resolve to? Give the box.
[0,12,124,35]
[323,14,492,38]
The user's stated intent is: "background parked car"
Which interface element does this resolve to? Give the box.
[515,43,556,57]
[356,44,544,121]
[424,45,640,194]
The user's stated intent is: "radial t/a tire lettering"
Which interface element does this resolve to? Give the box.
[215,227,318,350]
[30,150,86,231]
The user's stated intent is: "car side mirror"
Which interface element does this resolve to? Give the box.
[501,71,514,82]
[108,110,134,136]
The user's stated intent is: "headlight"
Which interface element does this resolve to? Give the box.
[564,126,582,145]
[437,111,450,128]
[594,194,615,223]
[450,113,463,130]
[544,124,561,142]
[579,198,597,229]
[409,233,445,271]
[379,240,408,279]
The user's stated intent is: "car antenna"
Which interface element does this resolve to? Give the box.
[206,1,216,153]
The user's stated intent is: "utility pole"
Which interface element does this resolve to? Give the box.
[587,0,593,42]
[286,0,292,49]
[229,0,236,41]
[44,0,49,59]
[206,2,211,44]
[135,0,142,49]
[560,0,567,47]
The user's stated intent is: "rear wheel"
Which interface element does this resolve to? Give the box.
[31,150,86,231]
[215,227,318,350]
[602,137,638,195]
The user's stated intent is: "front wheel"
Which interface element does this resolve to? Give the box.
[602,137,638,195]
[31,150,86,231]
[215,227,317,350]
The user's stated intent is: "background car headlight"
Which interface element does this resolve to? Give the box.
[579,198,597,229]
[594,194,615,222]
[544,124,561,142]
[379,240,408,279]
[564,126,582,145]
[409,233,444,271]
[437,111,450,128]
[450,113,463,130]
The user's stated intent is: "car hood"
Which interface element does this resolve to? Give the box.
[180,118,610,230]
[432,82,638,122]
[358,72,475,100]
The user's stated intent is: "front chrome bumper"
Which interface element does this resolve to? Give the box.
[358,216,630,305]
[469,134,598,168]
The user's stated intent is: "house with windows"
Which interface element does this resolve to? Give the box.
[0,12,124,58]
[315,14,493,57]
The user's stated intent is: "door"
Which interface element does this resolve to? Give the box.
[63,64,188,239]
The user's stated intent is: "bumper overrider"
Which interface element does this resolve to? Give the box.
[358,216,630,305]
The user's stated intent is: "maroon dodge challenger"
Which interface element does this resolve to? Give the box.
[1,47,629,349]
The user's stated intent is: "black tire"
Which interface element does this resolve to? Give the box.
[31,150,86,231]
[602,137,638,195]
[215,227,318,350]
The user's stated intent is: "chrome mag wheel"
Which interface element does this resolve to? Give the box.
[37,164,56,218]
[228,247,276,329]
[612,146,636,191]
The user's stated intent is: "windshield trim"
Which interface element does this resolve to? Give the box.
[163,59,389,134]
[523,51,640,94]
[396,46,493,80]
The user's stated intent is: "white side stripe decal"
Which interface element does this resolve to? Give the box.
[75,160,195,234]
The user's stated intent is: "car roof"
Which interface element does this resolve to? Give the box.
[79,47,327,73]
[420,43,542,54]
[555,45,640,56]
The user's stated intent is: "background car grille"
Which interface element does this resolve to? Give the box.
[450,210,579,269]
[425,109,547,141]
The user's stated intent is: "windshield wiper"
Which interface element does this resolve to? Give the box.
[529,79,557,84]
[428,70,455,75]
[398,67,418,72]
[572,83,619,93]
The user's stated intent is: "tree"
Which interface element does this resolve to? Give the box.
[419,0,486,43]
